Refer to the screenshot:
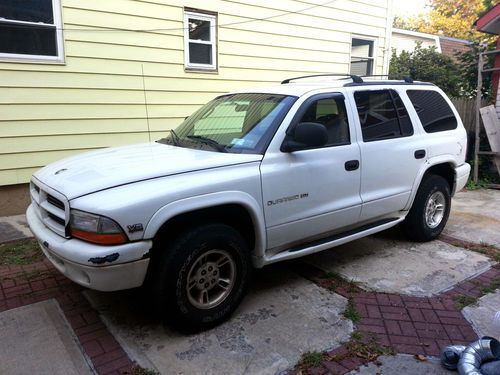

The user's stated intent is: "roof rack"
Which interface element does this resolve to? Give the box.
[281,73,363,84]
[361,75,414,83]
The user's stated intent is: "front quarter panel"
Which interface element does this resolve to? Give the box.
[70,162,264,243]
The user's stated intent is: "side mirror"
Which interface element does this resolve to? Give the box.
[281,122,328,152]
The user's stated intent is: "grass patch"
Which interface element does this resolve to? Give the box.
[317,271,360,294]
[343,299,361,323]
[481,278,500,294]
[298,351,325,368]
[454,295,478,309]
[129,365,160,375]
[441,237,500,263]
[0,239,43,265]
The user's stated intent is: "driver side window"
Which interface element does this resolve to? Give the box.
[299,97,350,146]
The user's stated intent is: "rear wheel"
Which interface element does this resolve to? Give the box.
[150,223,251,331]
[402,175,451,242]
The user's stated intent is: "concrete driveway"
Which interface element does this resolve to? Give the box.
[82,188,500,375]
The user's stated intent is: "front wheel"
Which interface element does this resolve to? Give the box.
[150,223,251,331]
[402,175,451,242]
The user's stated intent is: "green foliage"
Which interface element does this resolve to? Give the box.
[454,295,478,309]
[455,40,495,100]
[299,351,325,368]
[129,366,160,375]
[343,299,361,323]
[389,44,462,97]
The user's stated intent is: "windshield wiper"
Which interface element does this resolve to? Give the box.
[165,129,181,146]
[186,135,227,152]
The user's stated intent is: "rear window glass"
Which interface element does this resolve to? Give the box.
[407,90,457,133]
[354,89,413,142]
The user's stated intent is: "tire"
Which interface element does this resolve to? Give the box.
[149,223,251,331]
[402,175,451,242]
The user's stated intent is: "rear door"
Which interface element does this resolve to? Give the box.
[348,88,427,221]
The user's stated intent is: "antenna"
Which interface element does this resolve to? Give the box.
[141,64,152,142]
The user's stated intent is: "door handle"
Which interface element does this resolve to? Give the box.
[414,149,426,159]
[344,160,359,171]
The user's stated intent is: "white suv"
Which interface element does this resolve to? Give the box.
[27,75,470,329]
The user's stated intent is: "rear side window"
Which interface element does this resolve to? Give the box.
[407,90,457,133]
[354,90,413,142]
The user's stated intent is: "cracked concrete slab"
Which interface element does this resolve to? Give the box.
[0,299,93,375]
[462,290,500,338]
[306,230,492,297]
[444,189,500,246]
[85,266,353,375]
[349,354,448,374]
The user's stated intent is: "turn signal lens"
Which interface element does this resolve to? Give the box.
[70,210,128,245]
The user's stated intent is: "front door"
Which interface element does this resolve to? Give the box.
[260,93,362,251]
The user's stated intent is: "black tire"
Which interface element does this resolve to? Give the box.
[402,175,451,242]
[149,223,251,331]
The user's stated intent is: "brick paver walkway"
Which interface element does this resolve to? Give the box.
[0,258,135,375]
[290,263,500,375]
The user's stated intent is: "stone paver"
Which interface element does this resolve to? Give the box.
[463,290,500,338]
[306,230,492,297]
[0,299,93,375]
[0,258,135,375]
[445,189,500,246]
[85,267,353,375]
[349,354,449,375]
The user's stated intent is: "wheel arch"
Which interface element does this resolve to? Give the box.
[405,159,456,211]
[144,192,266,266]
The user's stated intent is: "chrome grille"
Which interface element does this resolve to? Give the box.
[30,180,69,238]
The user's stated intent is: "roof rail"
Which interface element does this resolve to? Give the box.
[361,75,414,83]
[281,73,363,84]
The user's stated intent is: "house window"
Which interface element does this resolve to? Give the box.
[184,10,217,71]
[0,0,64,62]
[350,38,374,76]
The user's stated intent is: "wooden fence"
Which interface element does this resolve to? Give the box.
[451,98,487,132]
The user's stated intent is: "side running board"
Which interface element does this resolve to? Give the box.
[264,217,404,266]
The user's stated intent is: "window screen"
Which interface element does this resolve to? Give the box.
[354,90,414,142]
[407,90,458,133]
[299,96,350,146]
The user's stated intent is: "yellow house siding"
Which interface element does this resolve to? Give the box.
[0,0,392,186]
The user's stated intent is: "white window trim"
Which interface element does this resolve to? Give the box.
[0,0,65,64]
[184,11,217,71]
[350,35,377,76]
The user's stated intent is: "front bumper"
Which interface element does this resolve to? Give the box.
[27,204,152,291]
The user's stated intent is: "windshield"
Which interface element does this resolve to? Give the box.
[158,93,297,154]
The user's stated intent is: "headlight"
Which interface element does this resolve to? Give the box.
[70,210,128,245]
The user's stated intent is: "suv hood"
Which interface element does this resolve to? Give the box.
[33,142,262,200]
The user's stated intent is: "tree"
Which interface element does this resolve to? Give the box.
[389,44,462,97]
[455,41,494,99]
[394,0,500,41]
